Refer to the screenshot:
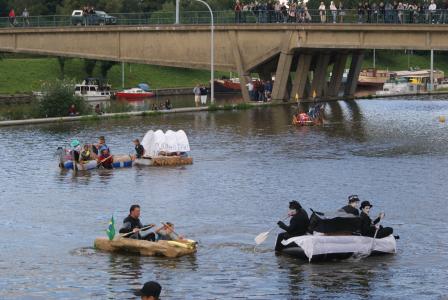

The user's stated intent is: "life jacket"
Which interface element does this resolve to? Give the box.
[80,150,91,162]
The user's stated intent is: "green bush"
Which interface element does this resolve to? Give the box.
[39,79,89,117]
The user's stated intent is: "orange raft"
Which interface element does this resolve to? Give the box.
[292,113,321,126]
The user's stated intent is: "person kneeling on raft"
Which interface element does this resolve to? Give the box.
[119,204,156,241]
[359,201,393,238]
[275,200,310,251]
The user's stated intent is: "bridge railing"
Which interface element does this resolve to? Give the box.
[1,10,448,28]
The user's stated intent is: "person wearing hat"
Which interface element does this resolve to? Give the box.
[133,139,145,159]
[275,200,310,252]
[97,146,113,169]
[134,281,162,300]
[340,195,361,216]
[70,139,81,162]
[359,200,393,238]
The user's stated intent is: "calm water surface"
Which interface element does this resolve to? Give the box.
[0,98,447,299]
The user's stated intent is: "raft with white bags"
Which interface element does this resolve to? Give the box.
[133,129,193,167]
[280,234,397,262]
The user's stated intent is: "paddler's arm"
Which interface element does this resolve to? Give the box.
[119,222,132,234]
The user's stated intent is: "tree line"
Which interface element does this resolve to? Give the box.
[0,0,235,16]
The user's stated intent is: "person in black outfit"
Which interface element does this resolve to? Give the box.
[133,139,145,159]
[359,201,393,238]
[275,201,310,251]
[340,195,360,216]
[119,205,156,241]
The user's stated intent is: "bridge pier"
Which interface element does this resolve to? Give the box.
[290,53,312,101]
[328,53,348,98]
[272,52,294,101]
[344,52,365,98]
[310,53,331,99]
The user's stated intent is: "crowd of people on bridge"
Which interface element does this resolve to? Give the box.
[234,0,448,24]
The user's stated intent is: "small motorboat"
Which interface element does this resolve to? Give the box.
[116,88,155,100]
[133,129,193,167]
[280,234,397,262]
[94,237,197,258]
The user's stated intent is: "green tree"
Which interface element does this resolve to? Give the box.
[100,61,117,78]
[57,56,71,79]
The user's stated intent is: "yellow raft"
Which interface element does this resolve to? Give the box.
[94,237,197,258]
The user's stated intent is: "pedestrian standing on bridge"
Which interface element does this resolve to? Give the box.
[319,2,327,23]
[235,0,243,23]
[22,8,30,27]
[428,0,437,23]
[8,9,16,27]
[330,1,338,23]
[338,2,345,22]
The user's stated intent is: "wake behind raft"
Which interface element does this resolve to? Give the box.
[277,211,397,262]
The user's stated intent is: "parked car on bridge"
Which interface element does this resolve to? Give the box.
[71,10,118,26]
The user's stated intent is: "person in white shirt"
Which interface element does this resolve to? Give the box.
[319,2,327,23]
[428,0,437,23]
[330,1,338,23]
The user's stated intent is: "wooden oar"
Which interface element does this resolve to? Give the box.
[121,225,154,238]
[160,222,182,239]
[254,216,290,245]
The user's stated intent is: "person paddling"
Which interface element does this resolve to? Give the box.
[97,146,113,169]
[134,281,162,300]
[340,195,361,216]
[119,205,156,241]
[359,201,394,238]
[275,201,310,252]
[93,136,109,155]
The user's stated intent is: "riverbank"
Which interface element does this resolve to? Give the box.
[0,101,280,127]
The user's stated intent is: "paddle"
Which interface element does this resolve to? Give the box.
[121,225,154,238]
[353,214,384,259]
[71,150,77,174]
[160,222,182,239]
[254,216,290,245]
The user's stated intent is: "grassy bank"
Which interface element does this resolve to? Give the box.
[0,57,222,94]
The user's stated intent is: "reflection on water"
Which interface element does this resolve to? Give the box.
[0,99,448,299]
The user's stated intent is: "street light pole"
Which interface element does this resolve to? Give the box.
[175,0,214,104]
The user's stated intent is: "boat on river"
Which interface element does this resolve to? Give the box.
[116,88,155,100]
[280,234,397,262]
[74,78,112,102]
[94,237,197,258]
[133,130,193,167]
[57,148,133,170]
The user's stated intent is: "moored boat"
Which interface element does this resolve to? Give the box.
[94,237,197,258]
[74,78,112,102]
[116,88,155,100]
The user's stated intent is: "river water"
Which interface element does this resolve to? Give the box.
[0,98,447,299]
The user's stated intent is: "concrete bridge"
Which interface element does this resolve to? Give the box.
[1,24,447,102]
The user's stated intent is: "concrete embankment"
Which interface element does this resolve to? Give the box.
[0,102,282,127]
[0,94,34,104]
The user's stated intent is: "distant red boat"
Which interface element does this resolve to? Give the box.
[116,88,155,100]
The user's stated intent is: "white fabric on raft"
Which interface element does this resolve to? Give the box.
[141,130,190,157]
[282,234,397,261]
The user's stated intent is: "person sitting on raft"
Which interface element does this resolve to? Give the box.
[155,222,179,241]
[340,195,361,216]
[133,139,145,159]
[119,204,156,241]
[275,200,310,252]
[97,146,113,169]
[70,139,81,162]
[79,144,92,163]
[93,136,109,155]
[359,201,393,238]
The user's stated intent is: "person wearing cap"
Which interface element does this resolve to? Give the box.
[93,136,110,155]
[97,146,113,169]
[133,139,145,159]
[119,205,156,242]
[359,200,393,238]
[70,139,81,162]
[134,281,162,300]
[340,195,361,216]
[275,200,310,252]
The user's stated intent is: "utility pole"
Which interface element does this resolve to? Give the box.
[176,0,180,24]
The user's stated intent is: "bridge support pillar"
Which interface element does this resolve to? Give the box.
[344,52,364,98]
[229,31,251,102]
[272,52,293,101]
[328,53,348,98]
[290,53,312,102]
[310,53,330,99]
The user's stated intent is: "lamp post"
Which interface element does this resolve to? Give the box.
[175,0,214,104]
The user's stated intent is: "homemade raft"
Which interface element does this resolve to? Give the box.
[133,129,193,167]
[94,237,197,258]
[61,155,133,170]
[280,234,397,262]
